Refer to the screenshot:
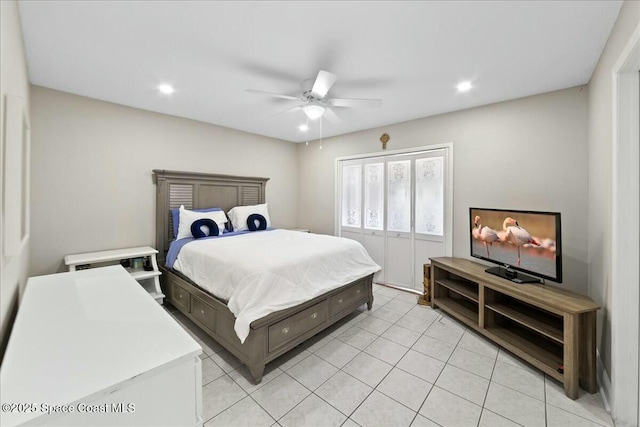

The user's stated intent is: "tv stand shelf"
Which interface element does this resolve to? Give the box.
[430,257,599,399]
[436,279,479,302]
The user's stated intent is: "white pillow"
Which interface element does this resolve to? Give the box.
[176,205,228,240]
[228,203,271,232]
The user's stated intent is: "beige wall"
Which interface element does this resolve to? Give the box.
[587,0,639,381]
[298,87,589,294]
[1,0,31,360]
[29,86,298,276]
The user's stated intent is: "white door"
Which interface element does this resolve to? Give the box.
[363,159,386,283]
[338,147,451,291]
[339,160,363,245]
[413,150,448,291]
[385,156,413,288]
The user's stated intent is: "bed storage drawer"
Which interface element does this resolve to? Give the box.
[329,281,367,316]
[171,283,191,312]
[268,301,328,352]
[191,296,216,332]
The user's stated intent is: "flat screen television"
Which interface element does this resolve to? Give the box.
[469,207,562,283]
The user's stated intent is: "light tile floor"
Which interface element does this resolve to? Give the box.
[164,284,613,427]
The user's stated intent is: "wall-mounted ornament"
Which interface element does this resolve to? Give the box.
[380,133,390,150]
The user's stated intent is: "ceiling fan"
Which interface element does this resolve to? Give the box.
[246,70,383,123]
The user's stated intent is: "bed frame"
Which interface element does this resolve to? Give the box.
[153,169,374,382]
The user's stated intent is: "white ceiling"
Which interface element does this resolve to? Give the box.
[18,1,622,143]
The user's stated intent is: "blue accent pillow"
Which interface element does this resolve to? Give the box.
[171,207,222,237]
[247,214,267,231]
[190,219,220,239]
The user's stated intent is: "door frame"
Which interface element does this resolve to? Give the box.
[610,21,640,427]
[334,142,454,256]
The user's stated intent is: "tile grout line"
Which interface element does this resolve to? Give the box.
[201,373,247,425]
[248,370,300,425]
[544,374,548,427]
[411,319,467,427]
[358,303,470,424]
[544,402,612,427]
[277,310,401,421]
[542,375,612,427]
[181,298,418,425]
[320,368,376,419]
[183,298,610,427]
[359,309,440,427]
[476,346,499,427]
[271,370,338,424]
[313,299,443,424]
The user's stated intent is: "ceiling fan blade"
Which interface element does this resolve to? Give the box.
[246,89,300,101]
[323,108,342,124]
[311,70,337,99]
[269,105,302,117]
[328,98,383,108]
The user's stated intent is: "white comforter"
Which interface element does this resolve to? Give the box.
[173,230,381,343]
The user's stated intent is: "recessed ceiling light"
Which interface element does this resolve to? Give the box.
[158,84,175,94]
[457,81,473,92]
[298,124,309,132]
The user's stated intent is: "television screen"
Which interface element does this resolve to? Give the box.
[469,208,562,282]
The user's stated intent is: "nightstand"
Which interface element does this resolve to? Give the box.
[64,246,164,304]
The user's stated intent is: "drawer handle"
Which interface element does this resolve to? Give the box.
[338,298,343,304]
[356,289,361,294]
[179,294,183,299]
[311,312,318,319]
[200,309,205,315]
[282,327,290,335]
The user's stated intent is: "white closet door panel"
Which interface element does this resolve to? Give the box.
[341,230,364,245]
[415,155,445,238]
[364,233,385,283]
[414,239,446,291]
[386,235,412,287]
[341,163,362,228]
[387,159,411,233]
[364,162,384,231]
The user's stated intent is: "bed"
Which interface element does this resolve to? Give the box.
[153,169,376,383]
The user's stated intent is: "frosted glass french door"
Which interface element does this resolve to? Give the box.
[338,148,448,291]
[385,157,412,287]
[363,158,385,283]
[412,151,447,291]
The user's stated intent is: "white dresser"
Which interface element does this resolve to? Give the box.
[0,266,202,426]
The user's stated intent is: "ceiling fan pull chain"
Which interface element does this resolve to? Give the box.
[306,115,310,146]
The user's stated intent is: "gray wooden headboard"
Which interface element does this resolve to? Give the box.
[152,170,269,263]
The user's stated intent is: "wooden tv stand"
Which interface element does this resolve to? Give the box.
[430,257,599,399]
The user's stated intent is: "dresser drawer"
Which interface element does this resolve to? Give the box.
[268,301,328,352]
[171,283,191,312]
[191,296,216,332]
[329,282,367,316]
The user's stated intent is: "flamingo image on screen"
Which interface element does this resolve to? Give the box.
[502,217,541,266]
[469,208,562,283]
[472,216,500,258]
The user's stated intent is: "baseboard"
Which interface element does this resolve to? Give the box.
[596,349,613,415]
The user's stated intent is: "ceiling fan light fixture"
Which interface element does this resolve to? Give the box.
[303,105,325,120]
